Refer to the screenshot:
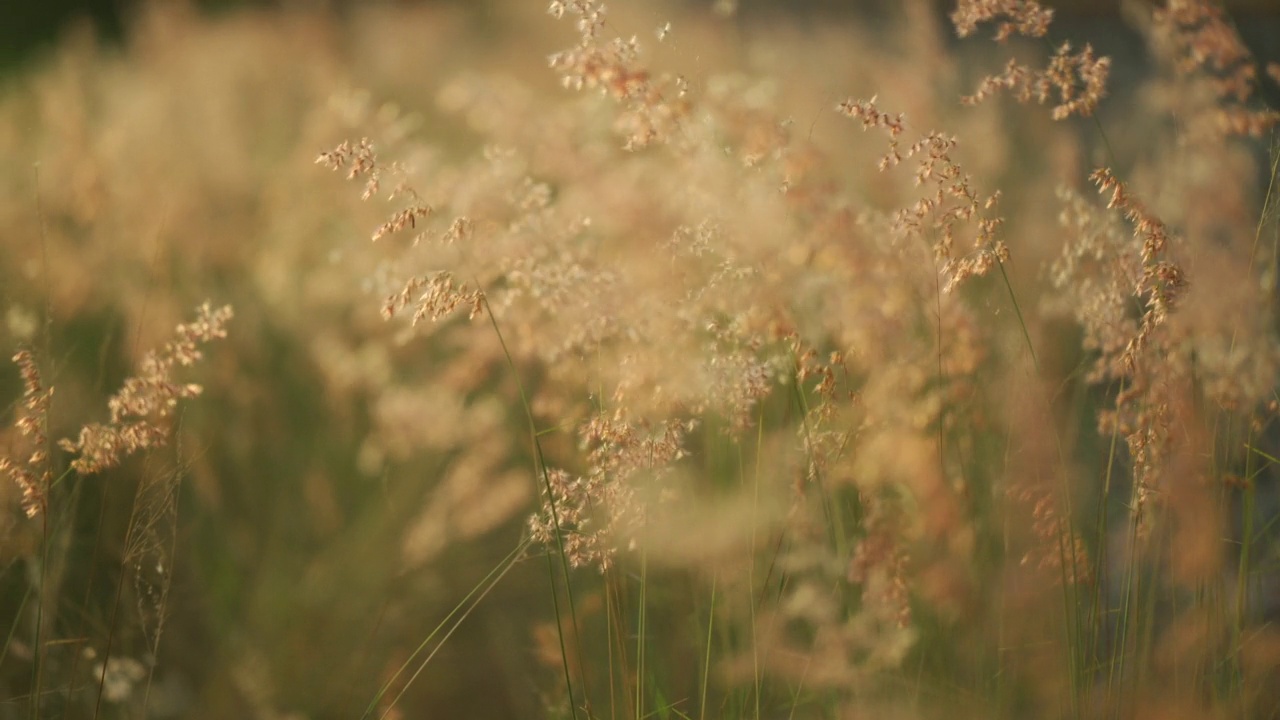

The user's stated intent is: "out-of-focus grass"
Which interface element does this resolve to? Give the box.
[1,1,1279,719]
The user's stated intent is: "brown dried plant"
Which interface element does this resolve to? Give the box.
[837,96,1008,291]
[952,0,1111,120]
[547,0,691,149]
[1,350,54,517]
[1149,0,1280,138]
[527,411,697,571]
[57,302,234,475]
[951,0,1055,41]
[9,0,1280,716]
[266,0,1280,713]
[313,2,1006,701]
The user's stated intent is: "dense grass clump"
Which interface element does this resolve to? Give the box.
[2,1,1279,718]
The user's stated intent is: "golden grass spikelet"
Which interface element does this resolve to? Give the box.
[1089,167,1187,369]
[1,350,54,517]
[381,273,484,324]
[962,42,1111,121]
[1013,481,1092,586]
[950,0,1053,41]
[529,410,695,571]
[546,0,691,149]
[1149,0,1280,137]
[953,0,1111,121]
[1050,174,1189,537]
[839,96,1008,291]
[58,302,233,475]
[315,137,383,199]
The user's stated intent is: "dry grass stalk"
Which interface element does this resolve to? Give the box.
[6,0,1276,714]
[58,302,233,475]
[1,350,54,517]
[1150,0,1280,137]
[951,0,1054,41]
[837,97,1008,291]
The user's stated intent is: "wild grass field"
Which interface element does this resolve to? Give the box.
[2,0,1280,718]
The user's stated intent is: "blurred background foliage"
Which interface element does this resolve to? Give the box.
[7,0,1280,70]
[1,1,1279,719]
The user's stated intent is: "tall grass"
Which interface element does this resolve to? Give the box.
[1,1,1279,718]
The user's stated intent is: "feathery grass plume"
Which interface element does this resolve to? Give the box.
[1011,474,1091,585]
[963,42,1111,120]
[58,302,233,474]
[950,0,1054,41]
[1088,168,1187,367]
[1046,169,1188,538]
[546,0,690,149]
[528,411,696,571]
[837,96,1008,291]
[1,349,54,517]
[295,0,1280,715]
[953,0,1111,120]
[316,137,484,325]
[1149,0,1280,137]
[1123,1,1280,418]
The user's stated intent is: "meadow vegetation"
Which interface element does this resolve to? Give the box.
[2,0,1280,718]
